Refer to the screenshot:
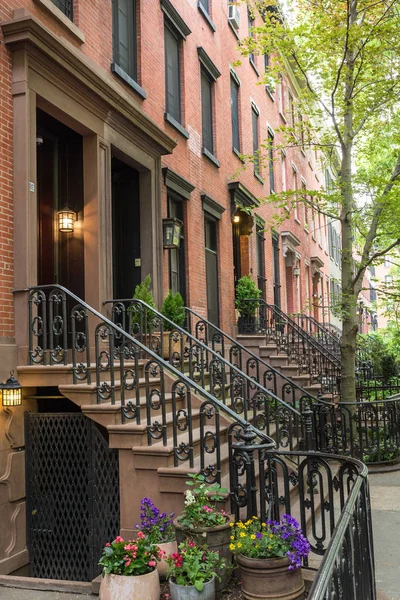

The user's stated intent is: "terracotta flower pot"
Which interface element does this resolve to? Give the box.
[157,539,178,581]
[173,515,233,592]
[236,554,305,600]
[99,569,160,600]
[169,575,215,600]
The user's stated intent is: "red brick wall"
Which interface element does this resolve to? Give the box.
[0,0,330,338]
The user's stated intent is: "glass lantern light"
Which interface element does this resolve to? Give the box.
[1,371,22,407]
[162,218,183,249]
[58,207,76,233]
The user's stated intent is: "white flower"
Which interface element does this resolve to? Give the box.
[185,490,195,506]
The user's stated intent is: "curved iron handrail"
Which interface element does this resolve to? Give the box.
[15,285,276,450]
[183,305,318,407]
[308,461,375,599]
[292,313,341,359]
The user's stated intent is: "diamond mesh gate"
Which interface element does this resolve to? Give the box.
[25,413,120,581]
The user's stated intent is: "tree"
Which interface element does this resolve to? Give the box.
[240,0,400,402]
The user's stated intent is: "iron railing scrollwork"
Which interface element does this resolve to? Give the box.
[292,313,341,360]
[240,299,341,396]
[22,285,278,484]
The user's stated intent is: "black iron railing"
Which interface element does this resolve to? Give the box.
[315,395,400,465]
[183,305,318,411]
[20,285,277,481]
[105,298,306,452]
[292,313,341,360]
[240,299,341,396]
[308,465,376,599]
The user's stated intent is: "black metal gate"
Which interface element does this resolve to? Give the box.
[25,413,120,581]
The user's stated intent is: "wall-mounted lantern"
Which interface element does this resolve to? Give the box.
[162,218,183,249]
[58,207,76,233]
[1,371,22,407]
[293,266,300,278]
[232,208,241,223]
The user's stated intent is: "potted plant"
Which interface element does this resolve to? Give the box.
[173,473,232,592]
[230,514,310,600]
[136,497,177,581]
[129,275,161,351]
[98,533,161,600]
[160,290,186,359]
[166,540,225,600]
[235,275,262,334]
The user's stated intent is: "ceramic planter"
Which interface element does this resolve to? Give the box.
[173,515,233,592]
[157,539,178,581]
[99,569,160,600]
[236,554,305,600]
[169,576,215,600]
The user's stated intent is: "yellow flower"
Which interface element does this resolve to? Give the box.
[240,532,246,538]
[230,523,234,527]
[250,534,256,540]
[252,516,258,520]
[261,523,266,527]
[229,543,236,551]
[237,542,242,548]
[269,534,274,538]
[268,546,272,550]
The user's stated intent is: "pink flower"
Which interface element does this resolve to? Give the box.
[189,541,195,547]
[137,531,145,540]
[158,550,167,559]
[148,560,156,567]
[115,536,124,543]
[105,542,110,547]
[124,543,137,551]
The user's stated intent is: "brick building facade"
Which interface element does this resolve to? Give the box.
[0,0,334,579]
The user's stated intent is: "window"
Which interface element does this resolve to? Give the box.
[165,25,181,124]
[281,154,286,192]
[168,195,186,302]
[328,222,334,258]
[299,113,305,148]
[201,69,214,155]
[112,0,137,81]
[302,181,308,228]
[51,0,73,19]
[268,130,274,193]
[288,90,295,130]
[384,255,391,268]
[199,0,209,11]
[278,76,284,115]
[256,221,266,299]
[230,75,240,152]
[252,106,260,176]
[248,11,255,66]
[385,275,393,288]
[292,167,298,220]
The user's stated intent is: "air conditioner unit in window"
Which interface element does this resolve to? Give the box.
[228,4,240,30]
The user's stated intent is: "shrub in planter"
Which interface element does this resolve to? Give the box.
[98,533,162,600]
[136,497,176,580]
[230,514,310,600]
[166,540,224,600]
[235,276,262,333]
[129,274,157,335]
[160,290,186,358]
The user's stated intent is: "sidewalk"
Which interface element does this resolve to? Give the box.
[370,468,400,600]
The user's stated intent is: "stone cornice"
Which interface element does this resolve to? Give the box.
[201,194,225,220]
[197,47,221,81]
[160,0,191,39]
[162,168,195,200]
[1,11,176,156]
[228,181,260,209]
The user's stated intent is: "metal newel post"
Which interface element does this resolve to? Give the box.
[303,406,315,452]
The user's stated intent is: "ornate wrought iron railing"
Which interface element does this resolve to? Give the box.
[19,285,276,479]
[308,463,375,599]
[104,298,306,451]
[240,299,341,396]
[292,313,341,360]
[183,305,318,411]
[229,430,375,585]
[315,395,400,465]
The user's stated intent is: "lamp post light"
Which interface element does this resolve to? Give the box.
[57,207,76,233]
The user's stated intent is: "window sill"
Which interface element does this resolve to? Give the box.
[304,224,310,233]
[254,171,264,184]
[300,147,307,157]
[203,147,220,167]
[228,20,240,39]
[249,58,260,77]
[233,147,245,162]
[279,111,287,124]
[111,63,147,100]
[294,217,301,225]
[164,113,189,139]
[33,0,85,43]
[265,86,275,101]
[198,3,216,32]
[308,160,314,171]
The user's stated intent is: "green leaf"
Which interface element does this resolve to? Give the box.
[195,580,205,592]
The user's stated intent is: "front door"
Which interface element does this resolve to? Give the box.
[112,156,141,299]
[37,110,84,298]
[272,233,281,308]
[25,412,120,582]
[205,216,219,326]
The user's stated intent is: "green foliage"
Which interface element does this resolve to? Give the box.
[357,333,399,378]
[161,290,185,331]
[177,473,229,529]
[235,275,262,317]
[132,274,156,308]
[166,540,224,591]
[129,274,156,332]
[98,533,160,577]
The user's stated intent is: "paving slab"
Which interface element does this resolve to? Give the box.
[0,590,90,600]
[369,469,400,600]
